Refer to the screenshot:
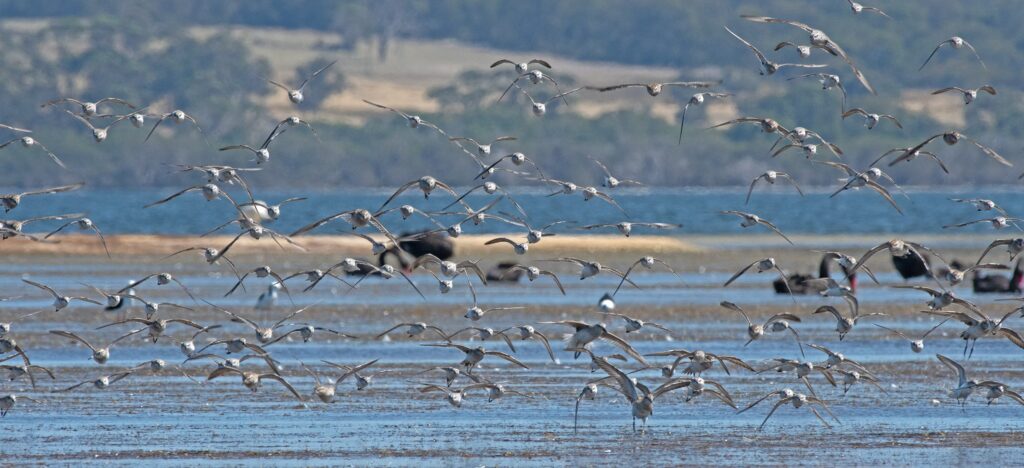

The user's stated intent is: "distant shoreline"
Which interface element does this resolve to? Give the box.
[0,233,999,258]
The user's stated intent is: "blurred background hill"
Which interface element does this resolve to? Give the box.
[0,0,1021,188]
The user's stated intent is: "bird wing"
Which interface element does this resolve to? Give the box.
[723,260,758,286]
[484,350,530,369]
[601,331,649,366]
[936,354,966,387]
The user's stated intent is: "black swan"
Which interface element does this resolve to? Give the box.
[486,262,522,283]
[891,251,931,280]
[378,230,455,270]
[973,258,1023,294]
[773,254,857,294]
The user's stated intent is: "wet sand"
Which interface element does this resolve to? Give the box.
[2,238,1023,464]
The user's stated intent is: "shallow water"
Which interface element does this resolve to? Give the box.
[3,257,1024,465]
[4,187,1023,236]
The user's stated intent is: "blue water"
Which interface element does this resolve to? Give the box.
[2,186,1021,235]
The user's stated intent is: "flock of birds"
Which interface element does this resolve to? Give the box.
[3,6,1024,435]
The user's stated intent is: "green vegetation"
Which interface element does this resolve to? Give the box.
[0,1,1020,188]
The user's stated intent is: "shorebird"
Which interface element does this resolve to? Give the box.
[266,322,356,345]
[443,327,518,353]
[214,303,313,344]
[196,337,271,357]
[740,15,876,94]
[578,221,680,237]
[976,238,1024,264]
[290,208,401,247]
[178,325,222,358]
[755,392,833,430]
[0,394,39,417]
[461,282,525,321]
[64,110,135,142]
[848,239,943,278]
[586,156,643,189]
[746,171,803,204]
[362,100,449,137]
[646,348,754,377]
[924,308,1024,358]
[720,301,803,356]
[224,266,291,301]
[1,213,81,241]
[0,308,38,339]
[484,237,530,255]
[56,371,135,393]
[512,85,585,115]
[418,384,485,408]
[499,325,556,363]
[144,183,236,208]
[207,366,303,400]
[490,58,552,74]
[895,131,1010,167]
[546,258,640,290]
[894,286,981,314]
[773,41,822,59]
[0,338,31,366]
[847,0,890,18]
[44,217,110,257]
[475,152,545,180]
[0,135,66,168]
[587,352,690,432]
[806,344,873,375]
[414,254,488,284]
[932,85,996,105]
[464,374,532,402]
[724,258,793,299]
[263,115,320,147]
[144,110,204,143]
[564,184,629,215]
[874,320,949,353]
[22,279,101,311]
[721,210,793,244]
[376,322,449,341]
[448,135,517,158]
[603,312,673,335]
[937,354,980,405]
[162,246,241,278]
[41,97,135,116]
[842,108,902,130]
[268,60,337,104]
[920,36,986,71]
[121,272,198,302]
[539,320,647,364]
[944,216,1023,231]
[814,305,885,341]
[678,92,731,143]
[725,26,828,76]
[787,73,847,110]
[590,80,718,96]
[872,146,948,173]
[49,330,128,364]
[499,265,566,295]
[1,362,54,389]
[611,256,678,295]
[442,181,524,217]
[497,71,567,104]
[303,359,378,403]
[99,317,204,344]
[415,366,464,387]
[974,381,1024,406]
[0,183,82,213]
[772,127,844,159]
[950,198,1008,216]
[322,359,381,388]
[422,343,529,374]
[574,383,598,433]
